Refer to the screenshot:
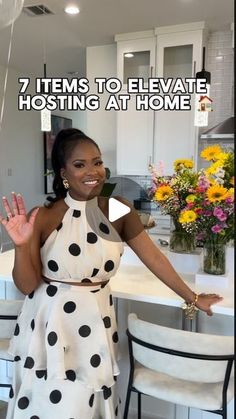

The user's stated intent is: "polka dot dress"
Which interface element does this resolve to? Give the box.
[6,193,124,419]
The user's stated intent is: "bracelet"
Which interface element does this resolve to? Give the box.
[181,292,199,320]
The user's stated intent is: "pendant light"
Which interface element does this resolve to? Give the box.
[40,61,51,132]
[194,47,211,127]
[40,7,51,132]
[196,47,211,85]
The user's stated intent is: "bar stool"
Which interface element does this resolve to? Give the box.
[124,313,234,419]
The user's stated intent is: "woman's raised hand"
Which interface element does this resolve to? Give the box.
[0,192,39,247]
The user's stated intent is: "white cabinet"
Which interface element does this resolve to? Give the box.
[115,31,156,88]
[154,23,206,174]
[115,32,156,175]
[116,94,154,175]
[115,23,207,175]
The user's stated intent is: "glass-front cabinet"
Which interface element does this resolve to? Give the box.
[115,23,206,175]
[155,24,205,78]
[163,44,193,78]
[115,32,156,89]
[153,24,206,174]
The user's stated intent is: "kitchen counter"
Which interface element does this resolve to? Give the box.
[0,248,234,316]
[110,264,234,316]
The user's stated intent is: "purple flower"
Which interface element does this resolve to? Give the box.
[213,207,223,216]
[211,224,222,233]
[213,207,227,221]
[203,210,212,216]
[196,232,205,240]
[225,196,233,204]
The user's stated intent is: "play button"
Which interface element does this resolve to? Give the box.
[108,197,131,222]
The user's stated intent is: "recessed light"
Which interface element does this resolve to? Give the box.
[124,53,134,58]
[65,5,80,15]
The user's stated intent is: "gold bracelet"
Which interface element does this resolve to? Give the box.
[181,292,199,320]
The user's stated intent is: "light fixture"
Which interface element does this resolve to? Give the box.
[64,5,80,15]
[196,47,211,85]
[40,62,51,132]
[194,47,211,127]
[124,53,134,58]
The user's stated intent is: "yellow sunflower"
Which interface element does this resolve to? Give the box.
[205,160,223,176]
[174,159,194,172]
[154,185,174,201]
[215,152,228,165]
[200,145,222,161]
[179,210,197,224]
[227,188,234,198]
[206,185,228,202]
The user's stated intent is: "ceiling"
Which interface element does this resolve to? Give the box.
[0,0,234,78]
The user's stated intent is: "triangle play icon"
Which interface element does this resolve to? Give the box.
[108,197,131,222]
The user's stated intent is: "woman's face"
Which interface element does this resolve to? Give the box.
[61,141,106,200]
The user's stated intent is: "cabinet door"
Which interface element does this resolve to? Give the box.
[117,95,154,175]
[154,30,203,174]
[117,37,156,89]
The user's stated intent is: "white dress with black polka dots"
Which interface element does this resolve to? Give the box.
[6,193,124,419]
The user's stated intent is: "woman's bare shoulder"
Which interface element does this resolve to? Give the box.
[28,199,67,232]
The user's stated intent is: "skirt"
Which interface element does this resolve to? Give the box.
[6,280,122,419]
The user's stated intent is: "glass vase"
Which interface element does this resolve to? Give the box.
[169,218,196,254]
[203,242,226,275]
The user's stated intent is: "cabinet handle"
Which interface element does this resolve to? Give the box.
[193,60,196,77]
[149,155,152,166]
[150,66,153,78]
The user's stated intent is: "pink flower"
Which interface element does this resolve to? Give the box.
[217,213,227,221]
[196,232,205,240]
[211,224,222,233]
[157,160,165,176]
[213,207,227,221]
[196,186,207,193]
[186,202,194,209]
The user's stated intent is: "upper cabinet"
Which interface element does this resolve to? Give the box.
[115,31,156,89]
[155,22,207,77]
[115,22,207,175]
[154,23,206,174]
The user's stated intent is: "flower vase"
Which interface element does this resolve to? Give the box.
[203,242,226,275]
[169,218,196,254]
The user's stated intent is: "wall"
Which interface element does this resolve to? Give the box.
[198,29,234,168]
[0,64,84,250]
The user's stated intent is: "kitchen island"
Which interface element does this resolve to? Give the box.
[0,245,234,419]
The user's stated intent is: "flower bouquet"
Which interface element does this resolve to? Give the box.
[149,159,199,253]
[149,145,234,269]
[178,145,234,274]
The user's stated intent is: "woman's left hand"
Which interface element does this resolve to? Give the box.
[196,293,223,316]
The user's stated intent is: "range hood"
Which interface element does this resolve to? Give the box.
[200,116,234,139]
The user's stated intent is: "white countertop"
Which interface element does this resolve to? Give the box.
[0,248,234,316]
[110,265,234,316]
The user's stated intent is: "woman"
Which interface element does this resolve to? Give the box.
[0,128,222,419]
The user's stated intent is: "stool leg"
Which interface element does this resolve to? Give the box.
[138,392,141,419]
[123,387,131,419]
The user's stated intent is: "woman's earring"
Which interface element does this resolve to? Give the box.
[63,179,70,189]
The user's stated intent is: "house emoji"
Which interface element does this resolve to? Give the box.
[198,95,213,112]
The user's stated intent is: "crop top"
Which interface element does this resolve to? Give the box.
[40,192,124,283]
